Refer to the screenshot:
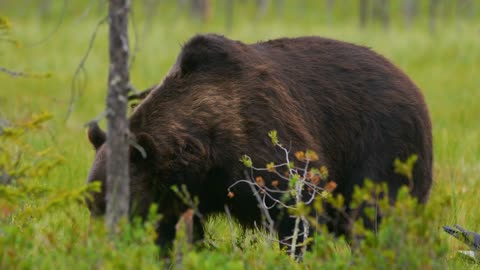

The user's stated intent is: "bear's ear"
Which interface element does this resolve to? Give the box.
[178,34,239,75]
[130,132,158,163]
[87,122,106,150]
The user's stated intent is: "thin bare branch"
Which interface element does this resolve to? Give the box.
[244,169,276,238]
[84,110,109,128]
[231,137,332,259]
[24,0,67,48]
[76,0,96,22]
[0,66,30,77]
[224,205,238,252]
[301,217,310,257]
[66,16,108,121]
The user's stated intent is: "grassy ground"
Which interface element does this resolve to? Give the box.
[1,2,479,269]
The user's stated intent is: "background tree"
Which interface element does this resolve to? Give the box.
[325,0,335,23]
[359,0,369,28]
[191,0,212,22]
[256,0,269,20]
[429,0,441,33]
[142,0,161,38]
[457,0,474,19]
[225,0,234,32]
[373,0,389,30]
[403,0,418,28]
[275,0,285,18]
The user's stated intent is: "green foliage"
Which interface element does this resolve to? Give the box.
[236,131,446,265]
[1,136,161,269]
[0,209,162,269]
[0,112,58,183]
[304,186,448,269]
[268,130,279,146]
[394,154,418,188]
[0,114,112,268]
[171,184,201,219]
[353,187,447,269]
[239,154,253,168]
[0,114,166,269]
[0,16,20,47]
[0,16,52,78]
[0,113,62,215]
[302,157,447,269]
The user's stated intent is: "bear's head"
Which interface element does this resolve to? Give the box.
[86,122,193,221]
[87,118,216,248]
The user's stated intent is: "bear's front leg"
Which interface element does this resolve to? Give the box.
[155,217,178,254]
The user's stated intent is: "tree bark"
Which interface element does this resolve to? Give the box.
[106,0,131,231]
[377,0,389,30]
[404,0,418,28]
[275,0,284,18]
[457,0,474,18]
[256,0,269,20]
[359,0,368,28]
[225,0,234,33]
[39,0,52,17]
[192,0,211,22]
[143,0,161,36]
[429,0,440,33]
[325,0,335,23]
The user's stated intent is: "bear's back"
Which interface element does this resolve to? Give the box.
[248,36,432,202]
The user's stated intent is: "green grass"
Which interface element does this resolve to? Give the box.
[1,3,480,269]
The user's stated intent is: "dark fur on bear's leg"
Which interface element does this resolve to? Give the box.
[277,215,309,257]
[156,218,177,256]
[86,34,432,256]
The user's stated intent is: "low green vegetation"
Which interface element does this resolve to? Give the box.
[1,2,479,269]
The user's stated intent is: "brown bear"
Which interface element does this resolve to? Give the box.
[86,34,432,251]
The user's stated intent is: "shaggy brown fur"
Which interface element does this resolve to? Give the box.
[87,34,432,251]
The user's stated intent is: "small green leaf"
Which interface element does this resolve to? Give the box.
[268,130,279,145]
[239,155,253,168]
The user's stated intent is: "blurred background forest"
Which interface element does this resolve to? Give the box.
[1,0,478,117]
[1,0,478,30]
[1,1,479,269]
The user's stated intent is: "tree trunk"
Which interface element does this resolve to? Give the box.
[39,0,52,17]
[143,0,161,36]
[177,0,189,15]
[225,0,234,32]
[325,0,335,23]
[457,0,474,19]
[275,0,285,18]
[377,0,389,30]
[192,0,211,22]
[106,0,131,231]
[404,0,418,28]
[256,0,269,20]
[429,0,440,33]
[359,0,368,28]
